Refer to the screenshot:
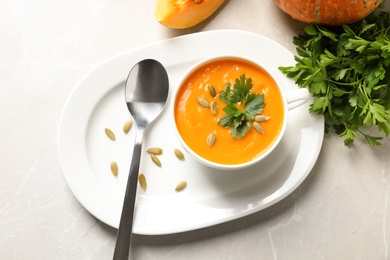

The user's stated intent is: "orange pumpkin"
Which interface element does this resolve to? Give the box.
[273,0,384,25]
[155,0,225,29]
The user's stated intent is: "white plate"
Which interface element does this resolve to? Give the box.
[58,29,324,235]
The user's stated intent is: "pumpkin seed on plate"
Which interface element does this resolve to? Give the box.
[174,148,185,160]
[175,181,187,192]
[197,97,210,108]
[147,147,163,155]
[110,161,118,176]
[206,132,216,146]
[123,119,133,133]
[151,153,162,167]
[253,122,265,134]
[105,128,116,140]
[138,173,147,191]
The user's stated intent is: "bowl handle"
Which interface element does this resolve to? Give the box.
[285,88,310,110]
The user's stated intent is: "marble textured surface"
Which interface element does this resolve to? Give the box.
[1,0,389,259]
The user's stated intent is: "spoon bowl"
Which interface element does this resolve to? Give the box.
[113,59,169,259]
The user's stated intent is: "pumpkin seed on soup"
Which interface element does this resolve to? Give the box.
[105,128,116,140]
[210,101,218,115]
[206,132,216,146]
[174,148,185,160]
[207,84,217,98]
[197,97,210,108]
[255,115,270,122]
[253,122,265,134]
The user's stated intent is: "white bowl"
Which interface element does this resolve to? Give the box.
[173,54,309,170]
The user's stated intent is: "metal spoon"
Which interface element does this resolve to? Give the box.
[113,59,169,260]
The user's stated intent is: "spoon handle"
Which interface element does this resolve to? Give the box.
[113,138,142,260]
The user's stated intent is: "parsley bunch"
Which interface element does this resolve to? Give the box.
[218,74,265,139]
[279,12,390,146]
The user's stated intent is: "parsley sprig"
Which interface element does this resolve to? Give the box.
[218,74,265,138]
[279,12,390,146]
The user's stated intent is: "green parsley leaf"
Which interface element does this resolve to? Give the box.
[231,121,251,139]
[219,114,235,127]
[279,11,390,146]
[245,93,265,116]
[233,74,253,102]
[219,83,233,104]
[222,103,238,115]
[218,74,266,139]
[364,134,383,146]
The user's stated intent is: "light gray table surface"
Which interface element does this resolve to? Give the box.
[1,0,390,259]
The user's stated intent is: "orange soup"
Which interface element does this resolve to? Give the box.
[174,58,285,165]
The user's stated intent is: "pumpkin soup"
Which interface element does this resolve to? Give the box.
[174,58,284,165]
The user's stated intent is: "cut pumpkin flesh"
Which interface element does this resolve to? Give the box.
[155,0,225,29]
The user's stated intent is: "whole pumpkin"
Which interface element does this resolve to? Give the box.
[273,0,384,25]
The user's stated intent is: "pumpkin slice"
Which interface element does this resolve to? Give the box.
[273,0,384,25]
[155,0,225,29]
